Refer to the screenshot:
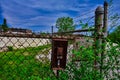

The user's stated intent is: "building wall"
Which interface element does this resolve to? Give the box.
[0,37,50,51]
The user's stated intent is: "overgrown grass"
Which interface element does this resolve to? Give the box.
[59,41,120,80]
[0,40,119,80]
[0,44,57,80]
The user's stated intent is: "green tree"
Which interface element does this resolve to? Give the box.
[108,25,120,43]
[56,17,75,33]
[2,25,8,32]
[1,18,9,32]
[107,0,120,43]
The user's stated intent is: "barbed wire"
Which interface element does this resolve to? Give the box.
[74,15,95,24]
[73,16,95,29]
[73,9,95,20]
[86,16,95,23]
[51,8,97,31]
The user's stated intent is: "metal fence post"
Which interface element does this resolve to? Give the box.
[94,6,104,75]
[103,1,108,37]
[101,1,108,77]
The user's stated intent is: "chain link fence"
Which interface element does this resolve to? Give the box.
[0,29,120,80]
[0,2,120,80]
[0,33,54,80]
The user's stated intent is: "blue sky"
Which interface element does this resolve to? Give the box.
[0,0,120,32]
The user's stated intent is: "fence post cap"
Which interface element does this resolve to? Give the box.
[104,1,108,6]
[95,6,104,14]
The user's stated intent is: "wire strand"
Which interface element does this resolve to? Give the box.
[73,9,95,20]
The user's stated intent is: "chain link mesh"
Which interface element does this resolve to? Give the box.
[0,31,120,80]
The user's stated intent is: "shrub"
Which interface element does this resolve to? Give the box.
[59,40,120,80]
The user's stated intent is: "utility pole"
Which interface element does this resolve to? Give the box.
[51,26,53,37]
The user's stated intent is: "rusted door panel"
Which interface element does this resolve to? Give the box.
[51,39,68,70]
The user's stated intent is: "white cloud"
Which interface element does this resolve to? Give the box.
[0,0,107,32]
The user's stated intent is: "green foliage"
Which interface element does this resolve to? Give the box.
[7,46,14,51]
[56,17,75,33]
[0,39,119,79]
[102,41,120,79]
[0,45,57,80]
[79,20,95,29]
[79,20,89,29]
[59,46,102,80]
[72,46,94,61]
[0,18,9,32]
[40,32,48,36]
[59,40,120,80]
[1,24,9,32]
[108,25,120,43]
